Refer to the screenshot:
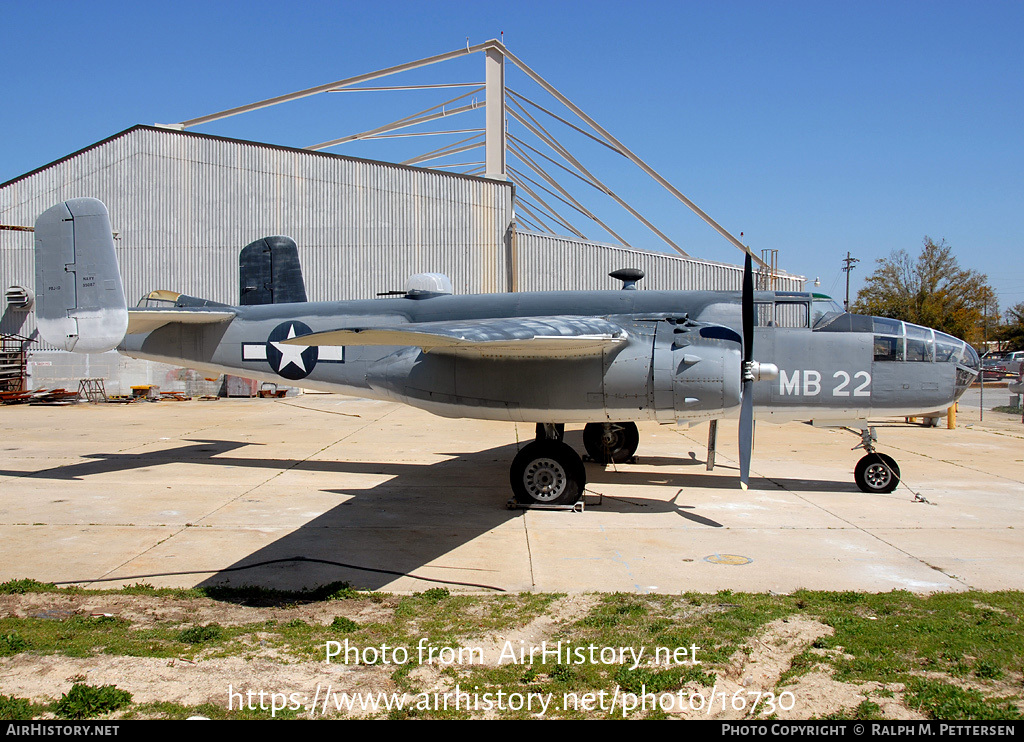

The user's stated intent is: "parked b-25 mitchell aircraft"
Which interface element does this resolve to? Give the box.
[34,198,980,505]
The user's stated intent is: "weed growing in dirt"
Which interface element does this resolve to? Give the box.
[53,684,132,719]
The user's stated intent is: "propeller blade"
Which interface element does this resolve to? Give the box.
[739,380,753,489]
[739,250,754,489]
[742,251,753,363]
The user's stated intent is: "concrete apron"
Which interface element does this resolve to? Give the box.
[1,395,1022,594]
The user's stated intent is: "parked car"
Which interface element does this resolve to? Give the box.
[982,354,1012,380]
[1005,351,1024,376]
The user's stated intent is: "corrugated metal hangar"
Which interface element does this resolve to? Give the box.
[0,40,805,394]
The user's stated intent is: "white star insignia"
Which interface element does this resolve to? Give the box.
[270,324,309,373]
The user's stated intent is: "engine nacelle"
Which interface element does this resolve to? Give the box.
[653,321,742,422]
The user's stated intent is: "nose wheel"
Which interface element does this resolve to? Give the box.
[852,427,901,493]
[854,453,901,494]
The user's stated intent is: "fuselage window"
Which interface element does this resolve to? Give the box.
[754,302,773,327]
[874,335,903,362]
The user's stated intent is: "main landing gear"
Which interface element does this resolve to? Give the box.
[852,427,901,494]
[582,422,639,464]
[509,422,640,506]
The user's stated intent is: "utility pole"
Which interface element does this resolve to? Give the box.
[980,292,986,422]
[842,252,860,311]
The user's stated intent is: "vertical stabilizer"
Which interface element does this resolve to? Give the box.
[239,236,307,305]
[34,198,129,352]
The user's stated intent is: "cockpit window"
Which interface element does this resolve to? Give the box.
[754,302,773,327]
[872,317,903,335]
[137,290,182,308]
[905,324,934,362]
[753,301,810,328]
[138,296,177,308]
[811,297,843,327]
[775,301,809,328]
[934,332,967,364]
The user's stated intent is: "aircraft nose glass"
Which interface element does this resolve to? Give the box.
[961,342,981,372]
[933,330,976,369]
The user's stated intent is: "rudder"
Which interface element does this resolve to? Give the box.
[239,235,307,306]
[34,198,128,352]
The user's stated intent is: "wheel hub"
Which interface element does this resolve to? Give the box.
[523,457,566,501]
[601,426,623,450]
[864,463,891,490]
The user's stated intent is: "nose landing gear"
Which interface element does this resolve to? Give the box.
[853,427,901,494]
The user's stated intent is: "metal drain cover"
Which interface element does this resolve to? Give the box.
[703,553,753,565]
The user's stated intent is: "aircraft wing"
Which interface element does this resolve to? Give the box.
[285,316,628,358]
[126,308,237,335]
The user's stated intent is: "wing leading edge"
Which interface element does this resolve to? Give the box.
[283,315,628,359]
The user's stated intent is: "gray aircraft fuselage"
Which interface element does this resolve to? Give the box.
[34,197,982,497]
[120,288,979,426]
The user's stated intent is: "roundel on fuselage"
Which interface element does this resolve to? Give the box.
[266,321,318,380]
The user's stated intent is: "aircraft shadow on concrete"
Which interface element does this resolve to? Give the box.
[10,437,851,593]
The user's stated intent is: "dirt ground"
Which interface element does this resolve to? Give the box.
[0,591,961,719]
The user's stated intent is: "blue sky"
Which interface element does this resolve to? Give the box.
[2,0,1022,310]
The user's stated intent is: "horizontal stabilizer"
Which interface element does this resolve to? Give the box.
[34,198,128,353]
[285,316,627,358]
[126,308,237,335]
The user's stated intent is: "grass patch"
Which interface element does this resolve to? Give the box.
[904,678,1024,720]
[993,405,1022,415]
[53,684,132,719]
[0,579,362,605]
[0,632,28,655]
[4,583,1024,718]
[0,694,46,720]
[0,579,62,595]
[176,623,224,644]
[820,698,886,720]
[331,616,359,633]
[789,591,1024,685]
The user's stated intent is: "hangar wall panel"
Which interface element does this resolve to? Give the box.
[1,126,513,347]
[513,231,805,292]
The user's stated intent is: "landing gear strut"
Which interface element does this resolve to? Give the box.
[582,422,639,464]
[535,423,565,442]
[852,427,901,494]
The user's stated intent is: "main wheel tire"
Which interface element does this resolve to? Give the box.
[583,422,640,464]
[854,453,900,494]
[510,440,586,506]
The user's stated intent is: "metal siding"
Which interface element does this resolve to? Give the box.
[1,128,513,349]
[513,230,806,293]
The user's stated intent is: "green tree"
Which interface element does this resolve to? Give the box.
[851,237,994,345]
[998,302,1024,350]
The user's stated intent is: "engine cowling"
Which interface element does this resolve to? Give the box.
[653,320,742,422]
